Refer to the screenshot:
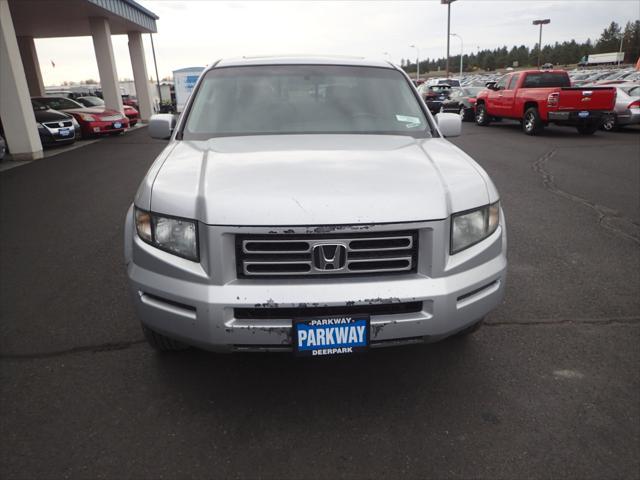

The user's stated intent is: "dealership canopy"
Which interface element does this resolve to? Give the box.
[0,0,159,160]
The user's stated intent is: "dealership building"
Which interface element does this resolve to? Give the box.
[0,0,159,160]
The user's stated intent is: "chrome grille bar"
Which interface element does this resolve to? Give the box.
[236,231,418,278]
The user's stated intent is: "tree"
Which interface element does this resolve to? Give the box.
[622,20,640,63]
[595,21,622,53]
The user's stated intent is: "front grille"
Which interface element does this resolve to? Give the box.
[234,301,423,320]
[236,230,418,278]
[44,120,72,128]
[100,115,122,121]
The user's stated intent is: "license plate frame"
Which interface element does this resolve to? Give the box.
[58,128,71,137]
[578,111,590,118]
[293,315,370,357]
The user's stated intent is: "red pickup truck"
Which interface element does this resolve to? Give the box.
[475,70,616,135]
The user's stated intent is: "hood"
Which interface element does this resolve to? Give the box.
[146,135,493,226]
[65,106,121,116]
[34,108,71,123]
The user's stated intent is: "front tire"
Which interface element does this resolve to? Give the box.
[475,104,490,126]
[141,323,189,352]
[523,107,544,135]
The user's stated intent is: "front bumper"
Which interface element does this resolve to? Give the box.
[82,119,129,136]
[38,129,76,146]
[125,114,139,126]
[124,207,507,352]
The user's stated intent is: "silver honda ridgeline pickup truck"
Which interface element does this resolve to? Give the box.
[125,56,507,356]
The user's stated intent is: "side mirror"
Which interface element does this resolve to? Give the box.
[148,114,176,139]
[435,112,462,138]
[485,81,497,90]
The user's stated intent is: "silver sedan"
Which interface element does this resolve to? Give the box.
[600,83,640,131]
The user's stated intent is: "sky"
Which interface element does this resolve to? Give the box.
[33,0,640,86]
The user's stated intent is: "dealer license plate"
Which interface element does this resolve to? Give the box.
[113,122,122,129]
[293,315,370,357]
[58,128,71,137]
[578,111,590,118]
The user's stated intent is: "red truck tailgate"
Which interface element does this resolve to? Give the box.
[557,87,616,111]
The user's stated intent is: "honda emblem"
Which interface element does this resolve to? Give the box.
[312,244,347,271]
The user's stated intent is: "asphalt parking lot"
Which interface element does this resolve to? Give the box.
[1,123,638,479]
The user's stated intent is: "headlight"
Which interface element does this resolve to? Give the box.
[71,117,80,128]
[37,123,45,130]
[78,113,96,121]
[135,208,199,261]
[450,201,500,254]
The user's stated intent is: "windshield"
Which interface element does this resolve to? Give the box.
[31,99,48,111]
[183,65,431,139]
[37,97,84,110]
[77,96,104,107]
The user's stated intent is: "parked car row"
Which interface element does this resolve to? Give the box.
[45,88,140,109]
[33,96,131,139]
[415,67,639,134]
[568,67,640,86]
[0,94,137,157]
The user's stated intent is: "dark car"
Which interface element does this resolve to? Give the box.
[31,99,80,146]
[417,84,453,114]
[439,86,485,121]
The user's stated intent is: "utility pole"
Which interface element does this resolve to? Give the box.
[442,0,457,77]
[150,33,162,107]
[410,45,420,81]
[618,33,624,66]
[532,19,550,68]
[451,33,463,80]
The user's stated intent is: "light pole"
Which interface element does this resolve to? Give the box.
[442,0,458,77]
[450,33,463,80]
[532,19,550,68]
[618,33,625,66]
[410,45,420,82]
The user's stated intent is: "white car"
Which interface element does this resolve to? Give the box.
[125,56,507,356]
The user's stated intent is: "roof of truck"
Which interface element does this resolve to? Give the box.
[214,55,395,69]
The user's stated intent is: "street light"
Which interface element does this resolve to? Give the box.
[618,33,625,66]
[532,19,551,68]
[409,44,420,82]
[450,33,463,80]
[442,0,458,77]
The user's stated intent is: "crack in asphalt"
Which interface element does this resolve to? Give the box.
[0,339,146,361]
[2,316,638,361]
[486,316,640,327]
[532,148,640,245]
